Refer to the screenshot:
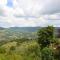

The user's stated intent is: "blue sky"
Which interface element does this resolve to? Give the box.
[0,0,60,27]
[7,0,13,7]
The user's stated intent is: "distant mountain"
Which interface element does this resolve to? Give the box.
[8,27,40,32]
[0,27,5,30]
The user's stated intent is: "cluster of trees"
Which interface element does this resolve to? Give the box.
[37,26,60,60]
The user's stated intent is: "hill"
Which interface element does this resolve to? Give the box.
[0,27,40,41]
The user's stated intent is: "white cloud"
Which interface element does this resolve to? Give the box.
[0,15,48,27]
[0,0,60,27]
[13,0,45,16]
[0,0,7,5]
[13,0,60,16]
[47,20,60,27]
[41,14,60,20]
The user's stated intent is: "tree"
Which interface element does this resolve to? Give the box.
[41,47,54,60]
[37,26,55,49]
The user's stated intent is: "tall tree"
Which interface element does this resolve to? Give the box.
[37,26,55,49]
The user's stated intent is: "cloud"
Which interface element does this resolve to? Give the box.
[42,14,60,20]
[47,20,60,27]
[0,0,60,27]
[1,0,60,16]
[13,0,45,16]
[0,0,7,5]
[0,15,48,27]
[13,0,60,17]
[40,0,60,14]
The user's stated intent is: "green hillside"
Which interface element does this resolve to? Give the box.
[0,26,60,60]
[0,27,39,41]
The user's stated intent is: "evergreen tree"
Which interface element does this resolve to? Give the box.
[37,26,55,49]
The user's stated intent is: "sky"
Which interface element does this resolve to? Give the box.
[0,0,60,27]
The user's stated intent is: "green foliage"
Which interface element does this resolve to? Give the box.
[41,47,54,60]
[0,47,6,53]
[0,40,41,60]
[0,26,60,60]
[53,43,60,60]
[37,26,55,49]
[10,46,15,51]
[0,37,60,60]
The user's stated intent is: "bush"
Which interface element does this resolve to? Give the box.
[53,44,60,60]
[41,47,54,60]
[0,47,6,53]
[10,46,15,51]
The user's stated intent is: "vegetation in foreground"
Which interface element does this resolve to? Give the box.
[0,26,60,60]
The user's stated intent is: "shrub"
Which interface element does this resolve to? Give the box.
[0,47,6,53]
[10,46,15,51]
[41,47,54,60]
